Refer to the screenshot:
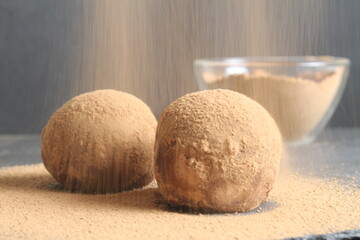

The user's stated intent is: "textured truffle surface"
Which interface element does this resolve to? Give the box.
[41,89,157,193]
[155,89,282,213]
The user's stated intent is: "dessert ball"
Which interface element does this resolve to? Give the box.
[155,89,282,213]
[41,89,157,193]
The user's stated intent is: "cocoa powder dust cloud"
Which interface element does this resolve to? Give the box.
[42,1,329,119]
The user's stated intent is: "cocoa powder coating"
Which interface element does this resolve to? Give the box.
[155,89,282,212]
[41,89,157,193]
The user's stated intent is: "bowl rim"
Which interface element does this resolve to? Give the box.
[194,56,350,67]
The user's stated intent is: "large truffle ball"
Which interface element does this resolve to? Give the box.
[41,89,157,193]
[155,89,282,213]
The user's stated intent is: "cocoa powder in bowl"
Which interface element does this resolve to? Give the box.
[204,68,344,142]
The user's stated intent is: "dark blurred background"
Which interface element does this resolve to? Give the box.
[0,0,359,134]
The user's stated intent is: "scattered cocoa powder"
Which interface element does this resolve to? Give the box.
[0,163,359,240]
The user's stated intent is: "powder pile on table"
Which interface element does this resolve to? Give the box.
[0,164,359,240]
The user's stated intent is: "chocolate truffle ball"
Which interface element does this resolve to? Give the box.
[41,89,157,193]
[155,89,282,213]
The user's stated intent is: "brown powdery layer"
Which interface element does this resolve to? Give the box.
[0,164,359,240]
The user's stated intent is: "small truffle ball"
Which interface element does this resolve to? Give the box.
[41,89,157,193]
[155,89,282,213]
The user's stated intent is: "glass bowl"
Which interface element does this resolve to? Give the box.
[194,56,350,144]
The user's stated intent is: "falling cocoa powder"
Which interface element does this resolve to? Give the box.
[203,67,345,142]
[0,164,359,240]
